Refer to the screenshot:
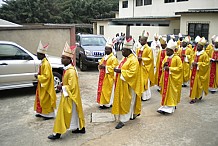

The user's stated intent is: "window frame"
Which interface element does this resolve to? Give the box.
[177,0,188,2]
[188,23,209,40]
[136,0,143,6]
[122,0,128,8]
[144,0,152,5]
[164,0,175,3]
[99,26,104,35]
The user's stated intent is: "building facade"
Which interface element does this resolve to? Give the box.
[93,0,218,42]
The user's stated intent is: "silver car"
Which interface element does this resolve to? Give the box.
[0,41,63,91]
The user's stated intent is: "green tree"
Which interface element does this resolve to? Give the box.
[0,0,118,24]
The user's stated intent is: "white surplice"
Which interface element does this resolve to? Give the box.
[141,79,151,100]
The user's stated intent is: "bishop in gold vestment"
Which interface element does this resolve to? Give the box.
[97,40,118,108]
[34,41,56,120]
[189,37,210,104]
[157,39,183,114]
[136,31,154,101]
[112,38,141,129]
[48,43,85,140]
[177,36,193,87]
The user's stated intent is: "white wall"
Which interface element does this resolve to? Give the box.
[119,0,134,18]
[96,21,108,35]
[105,25,126,40]
[129,20,179,41]
[95,20,180,42]
[119,0,218,18]
[180,13,218,43]
[130,26,171,42]
[169,19,181,34]
[96,21,126,40]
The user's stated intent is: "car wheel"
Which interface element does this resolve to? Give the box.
[53,72,62,93]
[79,57,87,71]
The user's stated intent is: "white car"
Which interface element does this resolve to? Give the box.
[0,41,63,92]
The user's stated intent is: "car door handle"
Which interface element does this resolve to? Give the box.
[0,63,8,65]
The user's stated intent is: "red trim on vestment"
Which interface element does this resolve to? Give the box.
[97,60,107,103]
[158,50,166,86]
[114,58,127,89]
[36,65,42,113]
[161,57,172,105]
[62,70,66,81]
[189,55,199,96]
[209,51,218,87]
[126,38,132,42]
[138,50,143,64]
[181,49,186,63]
[194,46,197,52]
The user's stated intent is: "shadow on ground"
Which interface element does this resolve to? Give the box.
[0,87,36,99]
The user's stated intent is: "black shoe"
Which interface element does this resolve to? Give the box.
[115,122,124,129]
[72,127,86,134]
[43,117,54,120]
[48,133,61,140]
[142,98,150,101]
[130,116,136,120]
[99,105,110,109]
[35,114,43,118]
[199,96,202,100]
[189,99,196,104]
[211,91,216,94]
[142,99,148,101]
[157,110,166,115]
[130,114,140,120]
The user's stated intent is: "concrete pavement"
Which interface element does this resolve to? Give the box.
[0,51,218,146]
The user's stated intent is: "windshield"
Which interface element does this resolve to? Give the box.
[81,37,106,46]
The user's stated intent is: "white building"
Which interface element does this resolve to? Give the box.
[93,0,218,42]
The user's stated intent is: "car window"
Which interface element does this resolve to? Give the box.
[0,44,32,60]
[81,37,106,46]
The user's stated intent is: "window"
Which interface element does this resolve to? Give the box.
[0,44,31,60]
[122,1,128,8]
[136,0,143,6]
[164,0,175,3]
[127,24,134,26]
[99,26,104,35]
[158,24,169,26]
[188,23,209,40]
[143,24,150,26]
[81,37,106,46]
[144,0,152,5]
[177,0,188,2]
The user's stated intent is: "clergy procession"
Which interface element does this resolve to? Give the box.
[33,31,218,140]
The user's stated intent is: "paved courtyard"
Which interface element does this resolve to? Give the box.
[0,51,218,146]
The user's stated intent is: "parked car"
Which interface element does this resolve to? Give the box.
[0,41,63,92]
[75,34,106,71]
